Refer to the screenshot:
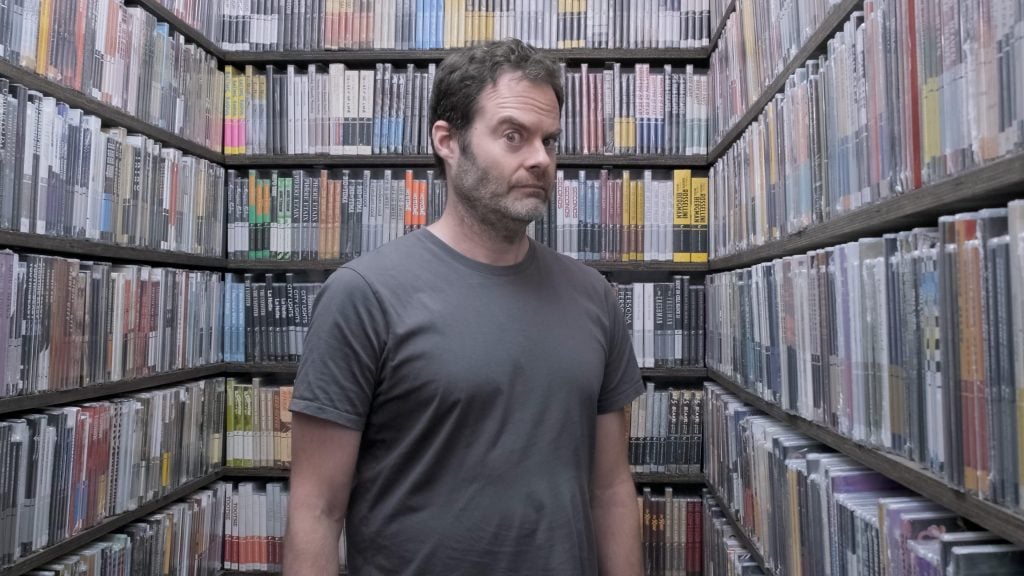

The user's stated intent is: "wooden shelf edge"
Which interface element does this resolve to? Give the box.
[633,472,706,485]
[222,47,711,65]
[225,259,348,271]
[224,259,708,273]
[223,154,708,168]
[707,370,1024,549]
[708,0,863,162]
[708,0,737,52]
[129,0,227,60]
[0,60,224,164]
[708,154,1024,271]
[224,365,706,379]
[221,468,291,478]
[640,367,708,379]
[706,484,778,576]
[224,154,435,167]
[0,472,222,576]
[591,261,708,272]
[224,363,299,375]
[0,364,228,416]
[0,230,227,269]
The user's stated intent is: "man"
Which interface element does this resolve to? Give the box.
[284,38,644,575]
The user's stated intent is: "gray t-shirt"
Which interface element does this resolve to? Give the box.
[291,229,643,576]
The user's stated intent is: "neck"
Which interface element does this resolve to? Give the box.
[427,202,531,266]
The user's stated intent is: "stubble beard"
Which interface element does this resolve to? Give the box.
[450,145,553,242]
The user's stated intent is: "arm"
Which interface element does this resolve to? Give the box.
[283,413,361,576]
[592,409,644,576]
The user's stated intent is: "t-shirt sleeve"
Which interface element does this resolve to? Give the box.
[289,267,388,430]
[597,283,644,414]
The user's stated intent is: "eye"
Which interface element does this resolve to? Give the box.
[543,136,559,149]
[503,131,522,145]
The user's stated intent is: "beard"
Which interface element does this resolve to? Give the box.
[449,145,553,231]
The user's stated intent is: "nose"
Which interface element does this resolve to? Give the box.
[525,138,553,174]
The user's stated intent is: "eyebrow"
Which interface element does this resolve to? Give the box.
[495,116,562,140]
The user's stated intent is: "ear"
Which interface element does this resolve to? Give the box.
[432,120,459,166]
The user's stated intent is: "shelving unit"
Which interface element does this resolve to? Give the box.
[0,1,729,572]
[708,0,737,51]
[129,0,228,60]
[697,0,1024,572]
[0,472,223,576]
[709,370,1024,550]
[705,485,776,576]
[706,0,863,162]
[709,154,1024,270]
[0,59,224,164]
[0,230,227,270]
[0,364,229,416]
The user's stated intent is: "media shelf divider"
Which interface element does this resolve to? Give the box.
[223,48,711,66]
[225,363,301,375]
[633,472,706,485]
[640,367,709,380]
[708,153,1024,271]
[709,369,1024,549]
[708,0,737,52]
[224,363,707,380]
[0,230,229,270]
[226,260,709,273]
[706,484,777,576]
[218,467,706,486]
[129,0,227,61]
[223,154,709,169]
[0,60,224,164]
[0,364,229,416]
[222,468,292,479]
[0,472,223,576]
[707,0,863,162]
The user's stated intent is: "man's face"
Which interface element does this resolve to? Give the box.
[449,72,561,226]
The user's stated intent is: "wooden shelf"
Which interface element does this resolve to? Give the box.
[224,154,434,168]
[708,370,1024,549]
[129,0,227,60]
[706,484,777,576]
[223,154,708,168]
[640,367,708,379]
[708,0,862,163]
[225,363,300,375]
[708,0,737,52]
[219,470,705,486]
[0,472,222,576]
[224,363,704,380]
[0,364,228,416]
[633,472,705,485]
[225,259,708,273]
[223,47,711,66]
[225,259,348,271]
[0,60,224,164]
[591,261,708,273]
[0,230,227,270]
[222,468,291,478]
[709,154,1024,271]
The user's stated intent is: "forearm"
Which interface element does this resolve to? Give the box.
[283,498,344,576]
[592,477,644,576]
